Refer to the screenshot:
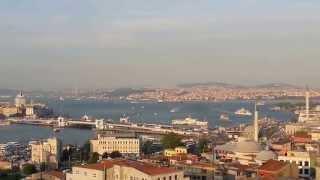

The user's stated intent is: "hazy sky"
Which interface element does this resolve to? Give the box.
[1,0,320,90]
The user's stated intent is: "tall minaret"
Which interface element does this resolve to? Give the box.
[253,103,259,142]
[306,86,310,121]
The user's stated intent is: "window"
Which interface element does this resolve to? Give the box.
[299,169,303,174]
[305,161,309,166]
[299,161,303,166]
[163,177,166,180]
[169,176,172,180]
[175,175,178,180]
[304,169,309,175]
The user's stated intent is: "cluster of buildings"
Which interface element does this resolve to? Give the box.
[0,91,52,119]
[126,86,320,102]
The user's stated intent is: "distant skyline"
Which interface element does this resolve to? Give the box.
[1,0,320,90]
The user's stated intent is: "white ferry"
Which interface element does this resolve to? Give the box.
[220,113,230,121]
[172,117,208,127]
[234,108,252,116]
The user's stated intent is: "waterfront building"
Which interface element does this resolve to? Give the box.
[298,88,320,123]
[278,151,311,178]
[258,160,298,179]
[0,106,19,117]
[31,138,62,169]
[15,91,27,108]
[90,135,140,156]
[164,147,187,157]
[26,105,35,117]
[66,160,185,180]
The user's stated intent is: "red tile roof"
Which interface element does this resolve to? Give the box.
[45,171,66,179]
[259,160,287,172]
[75,160,180,176]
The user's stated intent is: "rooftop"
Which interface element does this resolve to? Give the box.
[75,160,180,176]
[258,160,287,172]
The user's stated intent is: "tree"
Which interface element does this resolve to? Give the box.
[141,141,153,155]
[88,152,99,164]
[22,164,37,175]
[102,152,109,159]
[81,140,91,162]
[161,133,184,149]
[197,138,209,153]
[110,151,122,159]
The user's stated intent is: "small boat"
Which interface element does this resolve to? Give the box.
[257,101,265,106]
[220,113,230,121]
[53,127,61,132]
[235,108,252,116]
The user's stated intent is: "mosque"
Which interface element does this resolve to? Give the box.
[215,104,277,165]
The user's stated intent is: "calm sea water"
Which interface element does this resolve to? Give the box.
[0,98,295,146]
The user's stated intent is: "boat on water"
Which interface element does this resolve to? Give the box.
[172,117,208,127]
[220,113,230,121]
[256,101,266,106]
[53,127,61,132]
[234,108,252,116]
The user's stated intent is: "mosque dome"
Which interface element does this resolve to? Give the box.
[233,139,263,153]
[256,150,277,161]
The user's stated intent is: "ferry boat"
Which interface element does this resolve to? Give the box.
[220,113,230,121]
[53,128,61,132]
[172,117,208,127]
[234,108,252,116]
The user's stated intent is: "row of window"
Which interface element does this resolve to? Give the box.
[99,141,139,145]
[157,175,179,180]
[299,168,310,175]
[279,160,309,167]
[74,170,97,178]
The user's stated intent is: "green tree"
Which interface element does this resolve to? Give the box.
[110,151,122,159]
[142,141,153,155]
[22,164,37,175]
[81,140,91,161]
[102,152,109,159]
[161,133,184,149]
[88,152,100,164]
[198,138,209,153]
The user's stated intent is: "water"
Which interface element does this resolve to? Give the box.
[0,124,93,146]
[0,98,295,145]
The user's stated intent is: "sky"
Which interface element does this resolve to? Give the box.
[0,0,320,90]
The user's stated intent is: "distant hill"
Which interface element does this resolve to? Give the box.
[254,83,302,89]
[109,88,154,97]
[178,82,244,88]
[178,82,302,89]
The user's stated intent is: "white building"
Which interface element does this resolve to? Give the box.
[278,151,311,178]
[90,135,140,156]
[66,160,185,180]
[14,91,27,108]
[31,138,62,169]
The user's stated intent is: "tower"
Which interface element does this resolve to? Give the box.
[306,86,310,121]
[253,103,259,142]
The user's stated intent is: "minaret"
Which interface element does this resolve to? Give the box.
[306,86,310,121]
[253,103,259,142]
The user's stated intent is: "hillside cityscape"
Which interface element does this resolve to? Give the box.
[1,0,320,180]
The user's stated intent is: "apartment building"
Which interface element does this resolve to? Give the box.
[90,135,140,156]
[66,160,185,180]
